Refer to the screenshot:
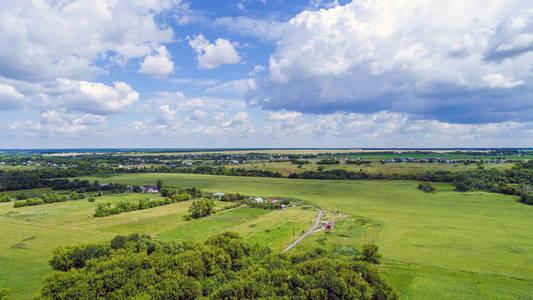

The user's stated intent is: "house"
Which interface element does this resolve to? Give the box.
[140,186,159,193]
[213,192,225,197]
[253,197,264,203]
[321,221,334,230]
[280,204,286,210]
[325,221,334,229]
[269,198,279,203]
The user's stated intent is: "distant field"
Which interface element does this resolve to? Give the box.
[236,161,514,177]
[76,173,533,299]
[116,149,498,156]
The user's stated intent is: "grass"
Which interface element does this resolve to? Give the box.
[75,173,533,299]
[0,188,314,299]
[2,172,533,298]
[233,160,514,177]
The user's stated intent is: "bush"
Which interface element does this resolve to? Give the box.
[418,183,435,193]
[13,198,44,208]
[0,195,11,203]
[87,197,96,202]
[361,243,382,264]
[520,192,533,205]
[0,286,10,300]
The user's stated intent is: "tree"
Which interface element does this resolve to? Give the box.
[189,198,215,218]
[361,243,381,264]
[156,179,163,191]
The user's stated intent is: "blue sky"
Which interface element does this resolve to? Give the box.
[0,0,532,148]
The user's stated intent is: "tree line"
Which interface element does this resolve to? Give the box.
[38,232,397,299]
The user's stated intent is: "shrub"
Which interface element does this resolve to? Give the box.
[0,286,10,300]
[361,243,382,264]
[0,195,11,203]
[520,192,533,205]
[418,183,435,193]
[87,197,96,202]
[13,198,44,208]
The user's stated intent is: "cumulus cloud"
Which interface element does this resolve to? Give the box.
[139,46,175,79]
[5,110,107,137]
[44,79,139,115]
[0,0,182,82]
[188,34,241,69]
[0,83,25,109]
[247,0,533,124]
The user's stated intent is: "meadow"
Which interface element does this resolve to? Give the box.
[234,160,515,177]
[78,173,533,299]
[1,173,532,299]
[0,189,315,299]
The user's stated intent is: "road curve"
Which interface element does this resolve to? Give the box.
[282,207,323,253]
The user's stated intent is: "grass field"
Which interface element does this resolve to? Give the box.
[235,161,515,177]
[75,173,533,299]
[1,173,533,299]
[0,189,315,299]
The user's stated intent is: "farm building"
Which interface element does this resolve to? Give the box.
[213,192,225,197]
[253,197,264,203]
[140,186,158,193]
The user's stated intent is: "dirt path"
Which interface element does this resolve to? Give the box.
[282,207,323,253]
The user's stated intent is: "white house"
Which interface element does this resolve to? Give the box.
[253,197,264,203]
[213,193,225,197]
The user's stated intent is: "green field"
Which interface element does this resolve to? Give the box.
[233,160,515,177]
[75,173,533,299]
[0,189,315,299]
[1,173,533,299]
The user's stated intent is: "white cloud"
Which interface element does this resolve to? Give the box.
[188,34,241,69]
[268,111,302,122]
[248,0,533,124]
[205,79,253,95]
[249,65,266,76]
[139,46,175,79]
[0,83,25,109]
[483,74,524,88]
[5,110,107,137]
[44,79,139,115]
[0,0,182,82]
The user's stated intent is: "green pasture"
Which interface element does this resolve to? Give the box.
[0,189,313,299]
[235,160,514,177]
[75,173,533,299]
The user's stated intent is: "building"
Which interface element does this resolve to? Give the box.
[253,197,264,203]
[213,192,225,197]
[140,186,158,193]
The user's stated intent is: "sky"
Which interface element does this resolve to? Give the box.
[0,0,532,148]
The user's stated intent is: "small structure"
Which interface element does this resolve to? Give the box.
[140,186,158,193]
[213,192,225,197]
[280,204,286,210]
[321,220,334,230]
[269,198,279,203]
[253,197,264,203]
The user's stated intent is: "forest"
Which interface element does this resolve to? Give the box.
[37,232,396,299]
